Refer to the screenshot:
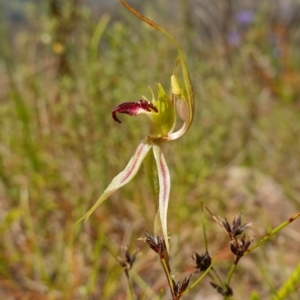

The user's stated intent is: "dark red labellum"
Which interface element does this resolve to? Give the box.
[112,100,158,123]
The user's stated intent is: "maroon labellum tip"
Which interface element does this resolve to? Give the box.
[112,100,158,123]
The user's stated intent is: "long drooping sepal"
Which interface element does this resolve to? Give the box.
[78,141,152,222]
[119,0,194,140]
[152,144,171,254]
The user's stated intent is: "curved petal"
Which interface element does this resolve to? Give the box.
[153,144,171,253]
[78,141,152,222]
[165,74,194,141]
[164,123,187,142]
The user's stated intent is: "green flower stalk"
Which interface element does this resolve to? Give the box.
[79,0,194,253]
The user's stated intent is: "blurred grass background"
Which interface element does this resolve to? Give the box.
[0,0,300,299]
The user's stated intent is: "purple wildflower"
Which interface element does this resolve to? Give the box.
[236,10,254,25]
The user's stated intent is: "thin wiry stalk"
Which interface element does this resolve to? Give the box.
[225,264,236,287]
[125,274,135,300]
[211,267,225,288]
[245,212,300,255]
[161,257,175,299]
[201,202,209,253]
[131,270,158,299]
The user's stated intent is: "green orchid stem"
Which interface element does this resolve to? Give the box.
[144,147,159,202]
[245,212,300,255]
[161,257,175,298]
[182,256,217,297]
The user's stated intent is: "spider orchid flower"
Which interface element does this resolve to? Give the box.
[79,0,194,254]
